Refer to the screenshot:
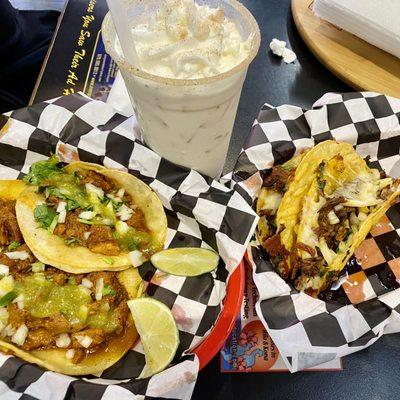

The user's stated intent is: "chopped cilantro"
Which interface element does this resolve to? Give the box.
[103,257,114,265]
[343,230,352,241]
[7,242,20,251]
[127,239,138,251]
[318,162,326,174]
[102,285,117,296]
[326,271,335,280]
[24,155,61,185]
[66,199,80,211]
[0,291,18,307]
[317,178,326,191]
[45,186,64,199]
[68,277,76,285]
[48,215,59,234]
[272,255,282,267]
[65,237,82,246]
[34,204,57,229]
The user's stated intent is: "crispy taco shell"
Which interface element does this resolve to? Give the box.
[16,162,167,273]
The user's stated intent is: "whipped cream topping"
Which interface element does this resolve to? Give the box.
[129,0,252,79]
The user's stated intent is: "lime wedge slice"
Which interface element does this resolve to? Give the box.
[150,248,219,276]
[127,297,179,376]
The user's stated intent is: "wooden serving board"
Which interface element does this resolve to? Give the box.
[291,0,400,98]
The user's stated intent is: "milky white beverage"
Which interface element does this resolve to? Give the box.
[102,0,260,178]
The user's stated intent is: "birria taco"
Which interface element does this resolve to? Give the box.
[257,140,400,296]
[256,151,306,278]
[0,180,143,375]
[16,157,167,273]
[294,147,400,295]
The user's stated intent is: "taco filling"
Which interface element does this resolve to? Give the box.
[294,154,400,295]
[23,156,153,257]
[0,198,139,366]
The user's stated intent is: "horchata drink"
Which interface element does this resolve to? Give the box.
[102,0,260,178]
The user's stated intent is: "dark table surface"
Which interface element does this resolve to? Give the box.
[197,0,400,399]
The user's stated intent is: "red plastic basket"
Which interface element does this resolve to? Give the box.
[191,260,245,369]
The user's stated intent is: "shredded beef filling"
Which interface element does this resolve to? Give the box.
[262,166,290,194]
[264,233,290,278]
[315,197,352,249]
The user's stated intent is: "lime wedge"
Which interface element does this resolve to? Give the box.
[127,297,179,376]
[150,248,219,277]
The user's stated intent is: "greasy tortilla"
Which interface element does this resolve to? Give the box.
[16,162,167,273]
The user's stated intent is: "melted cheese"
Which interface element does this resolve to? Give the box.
[257,188,282,214]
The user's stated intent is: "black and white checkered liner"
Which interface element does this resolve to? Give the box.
[231,92,400,372]
[0,93,258,399]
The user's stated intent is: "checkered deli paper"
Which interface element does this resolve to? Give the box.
[0,93,258,399]
[230,92,400,372]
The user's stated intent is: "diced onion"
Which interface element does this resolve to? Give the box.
[83,232,91,240]
[4,251,29,260]
[349,212,359,226]
[0,265,9,276]
[85,183,104,199]
[79,285,91,296]
[31,262,45,272]
[75,335,92,348]
[102,218,113,226]
[327,211,340,225]
[65,349,75,360]
[106,193,121,203]
[56,201,67,213]
[333,204,343,212]
[318,238,336,265]
[12,294,24,310]
[115,220,129,235]
[58,209,67,224]
[95,278,104,301]
[12,294,24,303]
[78,210,96,220]
[2,324,16,337]
[130,250,146,267]
[117,188,125,198]
[81,278,93,288]
[56,333,71,348]
[358,212,368,222]
[116,204,133,221]
[11,324,28,346]
[0,308,9,323]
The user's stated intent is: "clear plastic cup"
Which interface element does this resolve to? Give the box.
[102,0,260,178]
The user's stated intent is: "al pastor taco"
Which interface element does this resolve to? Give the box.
[0,180,142,375]
[16,157,167,273]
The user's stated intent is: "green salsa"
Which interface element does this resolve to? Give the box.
[15,275,119,333]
